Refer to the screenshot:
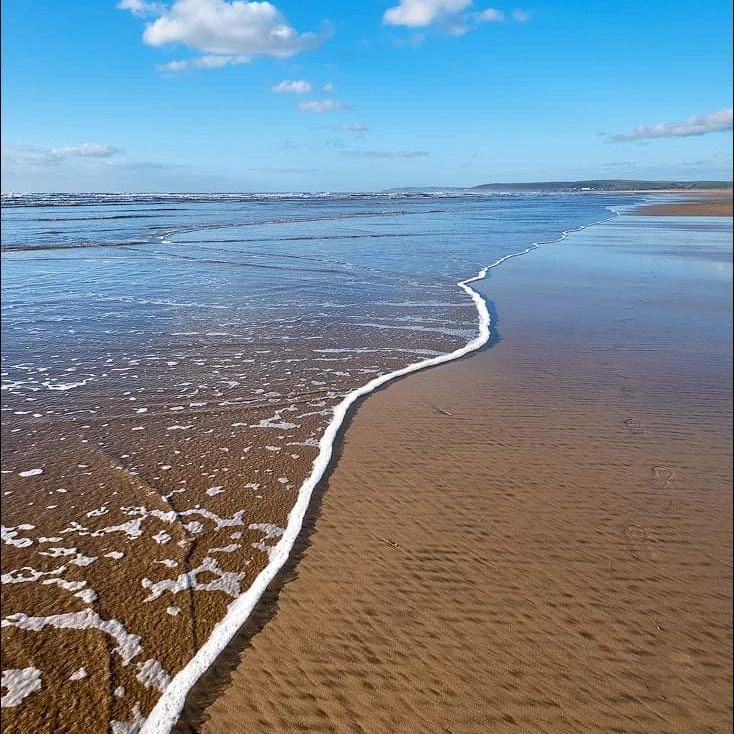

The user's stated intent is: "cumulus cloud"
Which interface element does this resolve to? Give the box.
[342,149,429,158]
[322,81,335,94]
[120,0,328,70]
[612,108,733,142]
[383,0,472,28]
[2,143,122,166]
[272,79,312,93]
[297,100,350,113]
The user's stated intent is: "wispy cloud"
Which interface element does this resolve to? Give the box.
[611,108,733,142]
[383,0,471,28]
[478,8,505,22]
[250,167,320,174]
[51,143,122,158]
[339,123,367,133]
[272,79,313,94]
[117,0,164,17]
[2,143,122,166]
[120,0,329,71]
[315,123,367,139]
[298,100,350,113]
[342,149,429,158]
[158,54,250,72]
[383,0,529,32]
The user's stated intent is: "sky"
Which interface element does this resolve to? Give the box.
[1,0,732,192]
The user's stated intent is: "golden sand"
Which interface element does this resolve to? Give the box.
[633,197,733,217]
[175,217,732,733]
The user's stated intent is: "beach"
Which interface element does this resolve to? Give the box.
[180,209,733,733]
[3,1,732,730]
[1,192,632,732]
[632,193,732,217]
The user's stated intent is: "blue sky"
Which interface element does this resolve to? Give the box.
[2,0,732,191]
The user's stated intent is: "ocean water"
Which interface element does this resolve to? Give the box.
[1,191,637,732]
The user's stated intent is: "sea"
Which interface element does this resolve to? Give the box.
[1,191,639,733]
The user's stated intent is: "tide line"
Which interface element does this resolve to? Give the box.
[139,207,620,734]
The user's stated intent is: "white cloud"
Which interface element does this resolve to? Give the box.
[272,79,313,94]
[478,8,504,22]
[2,143,122,166]
[322,81,335,94]
[340,123,367,132]
[298,100,350,113]
[612,108,733,142]
[158,54,249,71]
[121,0,328,69]
[343,149,429,158]
[383,0,472,28]
[384,1,529,33]
[117,0,164,17]
[51,143,122,158]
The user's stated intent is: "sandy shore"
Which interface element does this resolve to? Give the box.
[176,212,732,733]
[633,197,732,217]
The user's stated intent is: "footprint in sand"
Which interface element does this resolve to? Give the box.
[652,466,676,486]
[624,524,650,561]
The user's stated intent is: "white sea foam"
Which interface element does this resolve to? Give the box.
[138,208,620,734]
[2,610,143,665]
[69,667,88,681]
[208,544,239,554]
[1,667,42,707]
[249,523,286,559]
[141,557,245,602]
[18,468,43,477]
[1,524,35,548]
[112,703,145,734]
[155,559,178,568]
[2,566,65,584]
[136,659,171,693]
[42,378,93,391]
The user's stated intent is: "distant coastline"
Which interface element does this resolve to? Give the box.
[379,180,733,195]
[470,179,733,193]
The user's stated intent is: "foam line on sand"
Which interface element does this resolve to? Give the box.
[139,208,619,734]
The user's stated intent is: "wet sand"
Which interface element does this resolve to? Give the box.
[633,197,732,217]
[182,213,732,733]
[0,194,632,732]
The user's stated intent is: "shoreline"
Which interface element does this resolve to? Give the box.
[139,208,623,734]
[185,210,732,733]
[626,187,732,217]
[0,194,642,734]
[631,198,733,217]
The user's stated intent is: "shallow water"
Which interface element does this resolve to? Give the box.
[1,192,638,732]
